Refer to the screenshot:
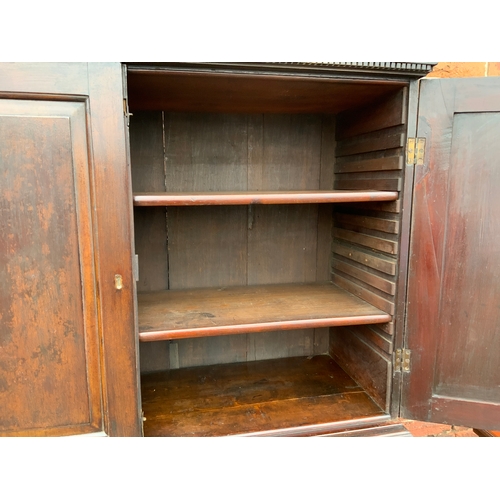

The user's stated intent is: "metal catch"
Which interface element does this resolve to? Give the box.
[114,274,123,290]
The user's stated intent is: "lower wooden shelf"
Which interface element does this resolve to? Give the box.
[141,355,387,437]
[138,282,391,341]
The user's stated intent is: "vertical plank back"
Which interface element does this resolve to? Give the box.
[132,112,336,369]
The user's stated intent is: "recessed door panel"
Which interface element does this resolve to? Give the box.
[0,100,102,436]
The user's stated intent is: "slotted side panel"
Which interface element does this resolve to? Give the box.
[330,88,407,412]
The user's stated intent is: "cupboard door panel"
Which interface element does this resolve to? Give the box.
[404,77,500,428]
[0,100,103,436]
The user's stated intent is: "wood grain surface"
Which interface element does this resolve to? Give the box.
[141,355,385,436]
[138,282,390,341]
[133,190,399,205]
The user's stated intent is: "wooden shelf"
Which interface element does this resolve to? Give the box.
[141,355,387,437]
[133,190,399,206]
[138,282,391,341]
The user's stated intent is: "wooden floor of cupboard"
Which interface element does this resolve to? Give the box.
[141,354,392,437]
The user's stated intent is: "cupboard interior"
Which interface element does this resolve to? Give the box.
[128,68,407,436]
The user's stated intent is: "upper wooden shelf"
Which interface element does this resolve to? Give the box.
[138,282,391,342]
[133,190,399,206]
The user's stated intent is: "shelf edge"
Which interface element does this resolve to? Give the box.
[139,313,392,342]
[133,191,399,206]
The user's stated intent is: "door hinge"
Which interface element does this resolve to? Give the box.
[123,98,133,127]
[406,138,426,166]
[394,348,411,373]
[133,254,139,282]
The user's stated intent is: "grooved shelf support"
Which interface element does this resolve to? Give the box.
[138,282,391,341]
[133,190,399,206]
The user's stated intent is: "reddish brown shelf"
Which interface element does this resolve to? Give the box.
[133,190,399,206]
[138,282,391,341]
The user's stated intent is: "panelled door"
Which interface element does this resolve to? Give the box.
[403,77,500,428]
[0,63,141,436]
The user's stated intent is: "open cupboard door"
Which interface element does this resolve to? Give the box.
[402,77,500,428]
[0,63,141,436]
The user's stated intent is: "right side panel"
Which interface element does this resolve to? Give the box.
[403,77,500,427]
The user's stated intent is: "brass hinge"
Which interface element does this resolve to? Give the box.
[406,138,426,166]
[123,98,133,127]
[394,348,411,373]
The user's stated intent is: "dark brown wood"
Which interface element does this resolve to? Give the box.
[348,325,393,355]
[134,111,343,368]
[245,114,331,359]
[130,112,169,293]
[314,117,336,354]
[128,69,406,114]
[329,85,408,420]
[167,206,248,289]
[130,112,166,192]
[335,177,401,191]
[336,124,406,157]
[144,391,382,437]
[0,63,140,437]
[334,228,398,255]
[87,64,142,436]
[129,111,170,372]
[319,115,336,192]
[176,335,249,368]
[332,275,395,315]
[0,62,89,95]
[164,112,248,191]
[133,190,399,206]
[342,200,401,214]
[244,329,322,363]
[13,62,500,437]
[139,342,170,373]
[336,88,407,140]
[161,112,250,367]
[330,327,391,412]
[390,78,417,417]
[404,77,500,428]
[138,282,391,341]
[333,242,397,275]
[335,155,403,174]
[0,99,103,436]
[141,355,385,436]
[133,207,169,291]
[257,114,323,189]
[335,213,399,234]
[247,205,320,359]
[248,205,319,284]
[332,258,396,295]
[378,321,395,336]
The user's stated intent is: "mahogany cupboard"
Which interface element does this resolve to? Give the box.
[1,62,499,437]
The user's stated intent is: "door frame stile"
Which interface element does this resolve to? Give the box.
[121,62,144,436]
[391,77,421,417]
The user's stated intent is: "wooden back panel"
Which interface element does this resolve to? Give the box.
[131,112,335,371]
